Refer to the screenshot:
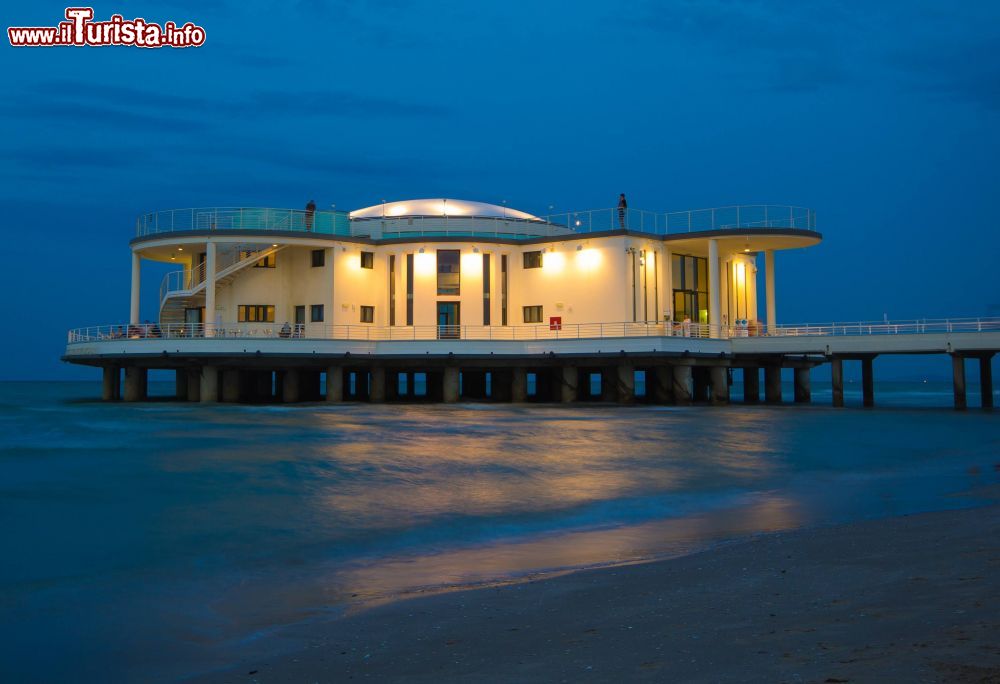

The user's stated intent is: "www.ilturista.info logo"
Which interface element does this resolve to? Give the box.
[8,7,206,48]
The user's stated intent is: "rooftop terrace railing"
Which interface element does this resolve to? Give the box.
[68,317,1000,345]
[136,205,817,239]
[136,207,352,237]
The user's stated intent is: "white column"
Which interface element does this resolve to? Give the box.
[129,251,141,324]
[765,249,776,333]
[205,241,217,336]
[662,247,672,321]
[708,239,720,336]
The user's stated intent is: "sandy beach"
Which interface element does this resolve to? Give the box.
[189,503,1000,683]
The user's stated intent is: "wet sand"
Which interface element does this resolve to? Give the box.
[190,505,1000,683]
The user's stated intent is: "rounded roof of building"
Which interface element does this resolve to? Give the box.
[350,199,542,222]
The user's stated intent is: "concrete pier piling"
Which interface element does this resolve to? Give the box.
[199,366,218,403]
[511,367,528,402]
[123,366,146,402]
[282,369,300,404]
[561,366,578,403]
[793,367,811,403]
[326,366,343,402]
[442,367,460,403]
[616,364,635,405]
[102,366,120,401]
[830,357,844,408]
[742,367,759,404]
[222,369,241,403]
[672,365,693,405]
[952,354,967,411]
[764,366,782,404]
[709,366,728,405]
[370,367,386,403]
[651,365,673,404]
[979,354,994,409]
[861,357,875,408]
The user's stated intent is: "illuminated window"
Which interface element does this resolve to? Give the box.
[311,249,325,267]
[523,305,543,323]
[389,255,396,326]
[482,253,491,325]
[501,254,508,325]
[406,254,414,325]
[360,251,374,269]
[360,305,374,323]
[237,305,275,322]
[671,253,709,324]
[523,251,543,269]
[437,250,460,295]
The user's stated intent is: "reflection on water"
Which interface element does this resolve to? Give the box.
[0,382,997,683]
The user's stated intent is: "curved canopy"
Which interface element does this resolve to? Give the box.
[350,199,542,221]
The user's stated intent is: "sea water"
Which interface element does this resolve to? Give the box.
[1,381,997,682]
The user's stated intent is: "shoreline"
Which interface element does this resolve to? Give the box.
[188,504,1000,683]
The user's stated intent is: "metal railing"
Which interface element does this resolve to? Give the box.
[158,244,285,305]
[542,205,816,234]
[66,317,1000,345]
[136,205,816,240]
[136,207,352,237]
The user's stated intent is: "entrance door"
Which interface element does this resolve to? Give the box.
[437,302,460,339]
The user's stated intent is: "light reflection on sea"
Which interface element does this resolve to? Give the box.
[0,381,997,683]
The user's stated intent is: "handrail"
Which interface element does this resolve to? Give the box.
[66,317,1000,345]
[158,244,286,306]
[136,204,817,239]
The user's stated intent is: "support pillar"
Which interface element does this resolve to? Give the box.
[370,367,386,403]
[282,368,300,403]
[204,241,216,336]
[764,366,782,404]
[326,366,343,402]
[130,251,141,325]
[672,365,692,405]
[980,355,994,409]
[617,364,635,405]
[952,355,966,411]
[709,366,729,405]
[651,365,672,404]
[443,367,460,403]
[123,366,146,402]
[511,368,528,402]
[861,357,874,408]
[793,367,811,404]
[708,239,720,337]
[174,368,187,401]
[222,369,241,403]
[200,365,218,403]
[743,367,760,404]
[102,366,120,401]
[561,366,578,403]
[830,357,844,408]
[186,368,201,402]
[764,249,776,334]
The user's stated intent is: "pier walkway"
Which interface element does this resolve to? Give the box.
[64,318,999,409]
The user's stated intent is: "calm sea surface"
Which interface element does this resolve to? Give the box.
[1,381,997,682]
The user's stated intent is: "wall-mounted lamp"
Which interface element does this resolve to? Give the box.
[418,247,425,254]
[472,246,480,253]
[576,244,583,251]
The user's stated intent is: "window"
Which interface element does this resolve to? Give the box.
[437,249,460,295]
[241,250,276,268]
[238,305,275,322]
[389,254,396,326]
[406,254,414,325]
[482,253,491,326]
[523,251,543,269]
[294,305,305,325]
[360,251,374,269]
[671,253,709,323]
[311,249,325,267]
[501,254,508,325]
[310,304,324,322]
[360,305,374,323]
[523,305,543,323]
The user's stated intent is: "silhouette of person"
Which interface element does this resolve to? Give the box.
[305,199,316,231]
[617,193,627,229]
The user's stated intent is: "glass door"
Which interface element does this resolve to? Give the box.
[437,302,460,339]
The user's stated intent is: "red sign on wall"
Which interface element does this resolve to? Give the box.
[549,316,562,331]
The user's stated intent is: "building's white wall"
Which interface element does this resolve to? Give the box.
[184,237,761,329]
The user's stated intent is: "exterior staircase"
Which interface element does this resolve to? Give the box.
[159,244,288,326]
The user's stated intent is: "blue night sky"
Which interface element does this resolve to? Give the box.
[1,1,998,380]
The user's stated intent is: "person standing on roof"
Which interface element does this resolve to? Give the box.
[305,199,316,231]
[617,193,627,229]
